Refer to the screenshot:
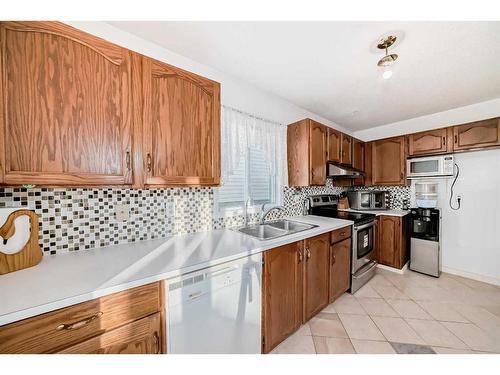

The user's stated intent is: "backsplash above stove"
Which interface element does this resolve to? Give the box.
[0,181,409,255]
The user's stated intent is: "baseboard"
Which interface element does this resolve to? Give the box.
[377,261,408,275]
[441,266,500,286]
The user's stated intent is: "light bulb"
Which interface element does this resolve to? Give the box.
[382,69,393,79]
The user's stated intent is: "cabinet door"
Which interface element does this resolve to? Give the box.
[377,216,401,268]
[287,120,310,186]
[303,233,330,322]
[262,242,303,353]
[453,117,500,151]
[58,313,162,354]
[309,121,327,185]
[329,238,351,303]
[341,134,352,165]
[142,56,220,186]
[352,138,365,186]
[408,128,448,156]
[372,136,406,185]
[327,128,341,163]
[0,21,133,186]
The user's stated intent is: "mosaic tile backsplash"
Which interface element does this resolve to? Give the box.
[0,181,409,255]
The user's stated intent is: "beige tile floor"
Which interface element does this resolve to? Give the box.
[270,269,500,354]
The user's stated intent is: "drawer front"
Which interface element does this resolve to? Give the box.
[0,282,161,353]
[331,226,352,244]
[57,313,161,354]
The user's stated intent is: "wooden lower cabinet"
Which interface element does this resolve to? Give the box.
[262,242,303,353]
[303,233,330,322]
[329,238,352,303]
[58,313,161,354]
[262,228,352,353]
[0,282,163,354]
[376,215,408,269]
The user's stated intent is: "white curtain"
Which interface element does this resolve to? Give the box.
[220,105,288,191]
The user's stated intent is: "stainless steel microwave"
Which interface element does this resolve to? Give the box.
[407,155,454,179]
[347,190,389,210]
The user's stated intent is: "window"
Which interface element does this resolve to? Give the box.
[215,107,287,216]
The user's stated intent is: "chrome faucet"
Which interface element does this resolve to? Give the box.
[260,204,286,224]
[243,197,253,226]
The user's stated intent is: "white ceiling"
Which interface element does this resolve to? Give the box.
[109,21,500,131]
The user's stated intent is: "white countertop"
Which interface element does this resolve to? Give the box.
[339,208,410,217]
[0,215,352,326]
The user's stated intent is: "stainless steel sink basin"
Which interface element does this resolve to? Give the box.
[236,220,317,240]
[267,220,315,232]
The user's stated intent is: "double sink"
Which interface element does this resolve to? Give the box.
[237,219,318,240]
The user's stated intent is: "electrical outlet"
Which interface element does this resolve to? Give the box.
[165,201,175,216]
[114,204,130,222]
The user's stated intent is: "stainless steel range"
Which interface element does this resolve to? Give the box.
[308,194,377,293]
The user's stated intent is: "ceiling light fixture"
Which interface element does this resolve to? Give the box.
[377,35,398,79]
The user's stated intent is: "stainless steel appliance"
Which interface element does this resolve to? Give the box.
[407,155,454,179]
[409,208,440,277]
[327,162,364,179]
[347,190,389,210]
[308,195,377,293]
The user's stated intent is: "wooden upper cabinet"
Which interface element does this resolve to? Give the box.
[452,117,500,151]
[303,233,330,322]
[0,21,133,186]
[408,128,449,156]
[287,119,327,186]
[327,128,341,163]
[372,136,407,186]
[142,56,220,186]
[341,134,352,165]
[262,242,303,353]
[310,121,328,185]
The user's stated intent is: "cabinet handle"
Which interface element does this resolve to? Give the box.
[305,248,311,260]
[56,311,103,331]
[332,254,336,265]
[126,151,131,171]
[146,153,152,173]
[340,231,346,236]
[400,172,404,180]
[297,248,303,263]
[442,136,445,146]
[153,331,160,354]
[454,135,458,144]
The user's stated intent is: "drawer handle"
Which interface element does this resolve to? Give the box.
[56,311,103,331]
[340,231,346,236]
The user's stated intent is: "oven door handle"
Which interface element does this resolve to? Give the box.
[354,221,374,231]
[353,260,377,278]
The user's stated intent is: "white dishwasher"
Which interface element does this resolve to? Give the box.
[166,253,262,354]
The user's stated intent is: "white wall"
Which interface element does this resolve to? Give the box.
[354,98,500,141]
[409,149,500,285]
[65,22,350,134]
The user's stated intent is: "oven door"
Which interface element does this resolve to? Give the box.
[352,221,375,272]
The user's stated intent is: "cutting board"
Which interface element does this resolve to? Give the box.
[0,209,42,275]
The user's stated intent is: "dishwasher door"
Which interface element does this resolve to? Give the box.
[166,253,262,354]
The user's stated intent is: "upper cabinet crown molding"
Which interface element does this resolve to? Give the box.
[0,21,221,188]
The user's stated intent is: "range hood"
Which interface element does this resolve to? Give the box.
[327,162,364,179]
